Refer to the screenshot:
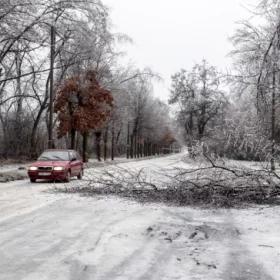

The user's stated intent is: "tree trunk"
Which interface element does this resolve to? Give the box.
[82,132,88,162]
[30,129,37,158]
[0,116,8,158]
[70,128,76,149]
[137,135,140,158]
[95,131,102,162]
[48,25,55,149]
[134,134,137,158]
[271,65,276,171]
[145,141,148,156]
[111,122,115,161]
[103,127,108,161]
[198,104,206,140]
[187,89,195,146]
[30,75,50,157]
[30,105,47,158]
[130,134,134,158]
[126,122,130,159]
[15,49,23,156]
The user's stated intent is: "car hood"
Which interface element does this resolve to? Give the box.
[31,161,70,167]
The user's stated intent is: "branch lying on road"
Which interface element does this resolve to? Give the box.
[54,156,280,207]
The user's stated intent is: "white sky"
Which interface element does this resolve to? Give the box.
[103,0,257,102]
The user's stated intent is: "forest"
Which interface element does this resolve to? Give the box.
[0,0,176,162]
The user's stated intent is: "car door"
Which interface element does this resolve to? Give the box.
[76,152,83,174]
[69,151,79,176]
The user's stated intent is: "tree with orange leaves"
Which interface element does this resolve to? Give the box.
[54,70,113,161]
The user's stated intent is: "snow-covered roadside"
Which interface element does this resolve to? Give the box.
[0,164,28,173]
[0,162,29,182]
[0,154,179,183]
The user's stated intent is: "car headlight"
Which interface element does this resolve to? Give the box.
[29,166,38,171]
[53,166,65,171]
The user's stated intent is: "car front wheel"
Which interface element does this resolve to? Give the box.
[65,171,71,182]
[30,178,36,183]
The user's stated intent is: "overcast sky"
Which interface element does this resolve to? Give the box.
[102,0,257,102]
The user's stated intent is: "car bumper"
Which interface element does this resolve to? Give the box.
[28,170,67,181]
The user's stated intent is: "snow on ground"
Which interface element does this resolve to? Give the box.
[233,206,280,280]
[0,154,280,280]
[0,162,29,173]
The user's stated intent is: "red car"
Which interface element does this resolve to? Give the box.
[28,149,84,183]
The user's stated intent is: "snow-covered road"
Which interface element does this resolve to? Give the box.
[0,154,280,280]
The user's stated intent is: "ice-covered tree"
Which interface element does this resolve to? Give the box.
[169,60,227,144]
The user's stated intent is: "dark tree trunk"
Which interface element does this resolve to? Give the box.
[144,141,147,157]
[271,66,276,171]
[70,128,76,149]
[15,50,23,157]
[189,112,193,133]
[187,89,195,146]
[82,132,88,162]
[0,118,8,159]
[95,131,102,162]
[134,134,137,158]
[30,117,41,158]
[126,122,130,159]
[130,134,134,158]
[30,75,50,157]
[137,135,140,158]
[30,106,47,155]
[48,26,55,149]
[103,127,108,161]
[111,122,115,161]
[198,104,206,140]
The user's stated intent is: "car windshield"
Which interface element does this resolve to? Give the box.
[38,151,70,161]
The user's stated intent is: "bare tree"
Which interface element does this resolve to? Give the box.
[230,0,280,170]
[169,60,227,146]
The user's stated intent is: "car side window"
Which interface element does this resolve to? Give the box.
[76,152,82,160]
[69,151,76,161]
